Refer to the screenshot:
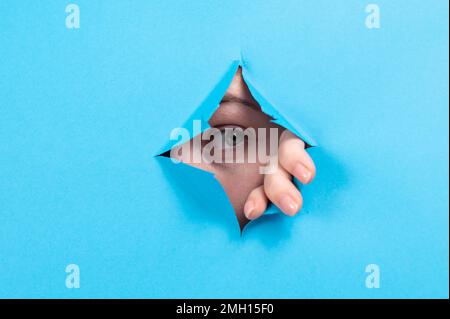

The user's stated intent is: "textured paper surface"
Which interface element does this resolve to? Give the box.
[0,0,448,298]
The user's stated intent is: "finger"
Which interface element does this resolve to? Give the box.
[264,164,303,216]
[243,185,269,220]
[279,130,316,184]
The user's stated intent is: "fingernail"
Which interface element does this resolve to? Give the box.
[294,163,312,183]
[279,195,299,216]
[244,200,255,219]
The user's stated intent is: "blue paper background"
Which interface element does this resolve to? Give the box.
[0,0,448,298]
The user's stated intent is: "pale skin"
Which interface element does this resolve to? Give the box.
[171,67,316,229]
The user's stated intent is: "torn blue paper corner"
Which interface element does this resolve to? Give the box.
[156,60,317,227]
[158,60,317,155]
